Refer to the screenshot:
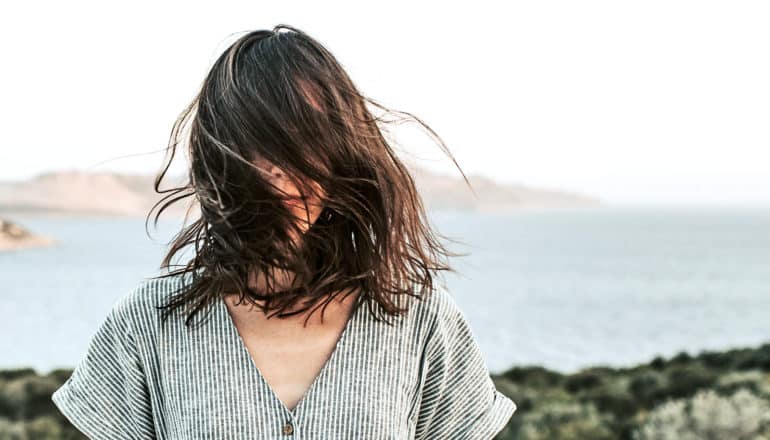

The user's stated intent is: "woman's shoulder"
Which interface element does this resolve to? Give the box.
[107,272,191,333]
[402,282,487,362]
[421,283,464,316]
[116,272,186,308]
[402,283,467,334]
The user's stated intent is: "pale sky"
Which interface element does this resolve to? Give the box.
[1,1,768,205]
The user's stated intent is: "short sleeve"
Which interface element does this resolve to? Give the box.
[51,297,156,439]
[413,290,517,439]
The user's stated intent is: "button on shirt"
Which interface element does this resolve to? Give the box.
[51,274,517,439]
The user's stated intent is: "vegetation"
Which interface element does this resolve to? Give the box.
[491,342,770,439]
[2,343,769,439]
[0,368,79,439]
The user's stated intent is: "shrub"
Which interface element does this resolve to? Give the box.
[670,352,692,364]
[715,370,770,399]
[665,364,717,399]
[628,371,666,408]
[24,416,64,439]
[579,379,636,419]
[564,371,604,393]
[735,345,770,371]
[699,350,736,370]
[649,356,666,370]
[513,401,615,440]
[501,366,563,389]
[0,370,36,382]
[0,416,25,440]
[1,375,60,420]
[634,388,770,440]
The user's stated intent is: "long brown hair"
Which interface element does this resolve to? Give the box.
[147,24,472,328]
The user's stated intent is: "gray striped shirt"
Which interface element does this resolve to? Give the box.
[51,273,517,439]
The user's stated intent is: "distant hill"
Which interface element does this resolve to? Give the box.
[408,165,601,212]
[0,166,600,217]
[0,170,193,217]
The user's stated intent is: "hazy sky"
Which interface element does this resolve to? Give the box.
[1,1,768,204]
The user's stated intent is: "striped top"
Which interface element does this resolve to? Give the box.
[51,273,517,439]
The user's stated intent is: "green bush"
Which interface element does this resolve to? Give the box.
[634,388,770,440]
[0,416,25,440]
[736,344,770,371]
[0,370,36,382]
[714,370,770,399]
[579,378,636,419]
[23,416,64,440]
[1,375,60,420]
[665,364,717,399]
[628,371,667,408]
[514,401,615,440]
[501,366,563,389]
[564,370,605,393]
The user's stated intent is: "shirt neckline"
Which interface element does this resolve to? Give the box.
[217,290,364,417]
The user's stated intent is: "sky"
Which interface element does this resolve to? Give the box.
[1,1,768,205]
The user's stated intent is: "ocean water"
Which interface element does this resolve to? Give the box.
[2,205,769,375]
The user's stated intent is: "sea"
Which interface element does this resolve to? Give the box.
[2,205,769,375]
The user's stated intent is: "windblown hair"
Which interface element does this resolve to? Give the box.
[148,24,472,328]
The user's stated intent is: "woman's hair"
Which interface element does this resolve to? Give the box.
[148,24,472,328]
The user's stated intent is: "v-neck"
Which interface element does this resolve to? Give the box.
[217,292,363,417]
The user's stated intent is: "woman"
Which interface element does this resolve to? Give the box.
[51,24,517,439]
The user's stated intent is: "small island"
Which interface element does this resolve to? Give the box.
[0,218,56,252]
